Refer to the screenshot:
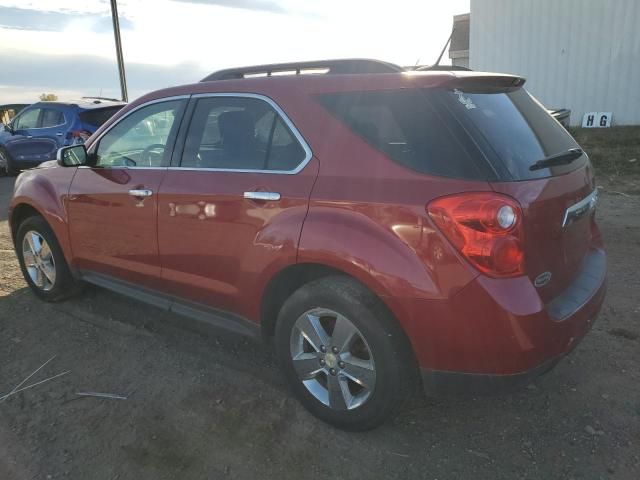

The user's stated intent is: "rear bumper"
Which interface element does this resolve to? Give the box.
[420,355,560,397]
[404,248,606,395]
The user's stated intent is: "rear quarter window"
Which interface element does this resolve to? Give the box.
[318,90,490,180]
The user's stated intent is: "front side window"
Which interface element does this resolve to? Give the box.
[180,96,306,171]
[40,108,65,128]
[94,100,185,168]
[14,108,41,130]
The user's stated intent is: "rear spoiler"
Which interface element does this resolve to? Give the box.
[442,73,526,91]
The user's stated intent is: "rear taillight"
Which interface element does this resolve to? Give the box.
[68,130,91,144]
[427,192,525,278]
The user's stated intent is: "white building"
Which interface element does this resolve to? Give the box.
[450,0,640,126]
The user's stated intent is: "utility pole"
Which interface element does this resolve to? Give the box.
[110,0,128,102]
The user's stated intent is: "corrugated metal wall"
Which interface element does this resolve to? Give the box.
[469,0,640,125]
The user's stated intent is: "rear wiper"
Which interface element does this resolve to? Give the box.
[529,148,583,171]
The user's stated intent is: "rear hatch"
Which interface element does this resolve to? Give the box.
[440,83,597,301]
[78,105,124,132]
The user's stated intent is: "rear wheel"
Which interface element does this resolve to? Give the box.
[16,215,82,302]
[0,147,16,176]
[274,276,416,430]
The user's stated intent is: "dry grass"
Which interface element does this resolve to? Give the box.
[571,126,640,177]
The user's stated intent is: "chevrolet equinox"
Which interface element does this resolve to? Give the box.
[9,59,606,430]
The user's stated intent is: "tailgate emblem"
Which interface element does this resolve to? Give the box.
[534,271,552,287]
[562,190,598,227]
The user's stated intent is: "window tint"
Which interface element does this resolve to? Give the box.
[319,90,486,180]
[14,108,41,129]
[79,106,123,128]
[41,108,65,128]
[181,96,306,171]
[443,88,583,180]
[95,100,184,168]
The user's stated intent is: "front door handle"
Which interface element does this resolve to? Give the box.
[243,191,281,201]
[129,189,153,198]
[56,132,63,136]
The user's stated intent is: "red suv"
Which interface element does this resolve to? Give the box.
[9,60,606,430]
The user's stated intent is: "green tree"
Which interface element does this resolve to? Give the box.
[39,93,58,101]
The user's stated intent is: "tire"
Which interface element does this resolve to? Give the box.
[0,147,16,176]
[274,275,416,431]
[16,215,82,302]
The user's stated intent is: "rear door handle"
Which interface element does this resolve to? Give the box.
[56,132,63,136]
[243,191,281,201]
[129,189,153,198]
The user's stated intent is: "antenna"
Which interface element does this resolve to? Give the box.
[110,0,128,102]
[433,25,455,67]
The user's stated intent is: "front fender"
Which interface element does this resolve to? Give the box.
[9,166,77,264]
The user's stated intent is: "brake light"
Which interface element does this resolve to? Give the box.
[68,130,91,144]
[427,192,525,277]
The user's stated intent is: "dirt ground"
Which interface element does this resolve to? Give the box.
[0,172,639,480]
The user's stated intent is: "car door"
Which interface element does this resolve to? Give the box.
[38,107,68,149]
[4,107,57,164]
[157,94,318,319]
[67,97,188,288]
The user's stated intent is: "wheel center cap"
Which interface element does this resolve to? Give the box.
[324,352,338,368]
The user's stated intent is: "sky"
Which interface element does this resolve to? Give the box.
[0,0,469,104]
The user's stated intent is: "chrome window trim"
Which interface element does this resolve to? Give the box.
[86,95,191,169]
[173,92,313,175]
[77,165,168,170]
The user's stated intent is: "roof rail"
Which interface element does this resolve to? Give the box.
[81,96,122,103]
[201,58,404,82]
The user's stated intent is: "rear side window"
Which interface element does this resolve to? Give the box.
[180,96,307,172]
[41,108,65,127]
[443,88,584,180]
[319,90,488,180]
[79,106,123,128]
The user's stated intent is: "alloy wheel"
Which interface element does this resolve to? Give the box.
[290,307,376,410]
[0,150,8,175]
[22,230,56,291]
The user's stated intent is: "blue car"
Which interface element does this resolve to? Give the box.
[0,98,125,176]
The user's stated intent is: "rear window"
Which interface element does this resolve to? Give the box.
[79,106,123,128]
[319,90,489,180]
[443,87,584,180]
[320,87,584,181]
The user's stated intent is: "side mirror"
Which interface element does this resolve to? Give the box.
[3,123,13,134]
[57,145,88,167]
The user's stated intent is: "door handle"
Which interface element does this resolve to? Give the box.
[129,189,153,198]
[56,132,63,136]
[243,191,281,201]
[27,135,33,139]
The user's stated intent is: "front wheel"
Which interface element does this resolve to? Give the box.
[274,276,416,431]
[16,215,82,302]
[0,147,16,176]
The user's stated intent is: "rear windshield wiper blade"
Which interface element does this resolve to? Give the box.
[529,148,583,171]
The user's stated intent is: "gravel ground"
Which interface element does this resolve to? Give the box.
[0,175,639,480]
